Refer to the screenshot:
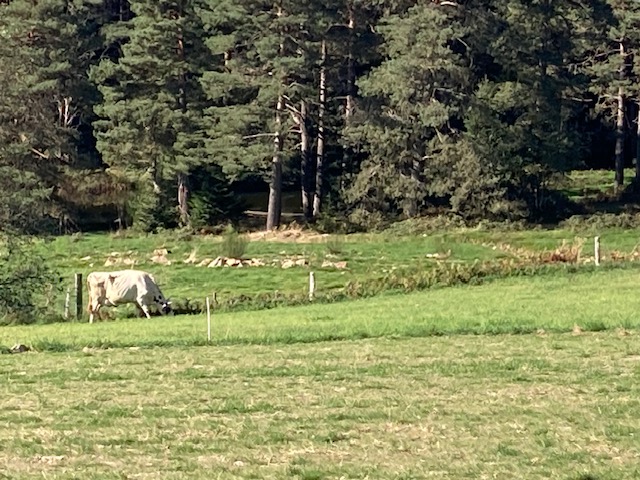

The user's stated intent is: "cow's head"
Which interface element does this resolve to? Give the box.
[155,296,172,315]
[161,300,173,315]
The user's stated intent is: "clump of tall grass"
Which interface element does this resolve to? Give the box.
[325,236,345,255]
[219,225,248,259]
[169,258,590,317]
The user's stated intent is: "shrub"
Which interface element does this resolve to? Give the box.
[0,232,61,324]
[219,225,248,259]
[560,212,640,231]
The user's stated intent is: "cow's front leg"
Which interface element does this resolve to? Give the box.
[139,303,152,319]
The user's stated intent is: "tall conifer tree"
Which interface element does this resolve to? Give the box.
[91,0,211,230]
[0,0,101,232]
[344,2,474,223]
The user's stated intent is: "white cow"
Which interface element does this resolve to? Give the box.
[86,270,172,323]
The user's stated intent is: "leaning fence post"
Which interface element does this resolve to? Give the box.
[64,287,70,320]
[594,236,601,267]
[309,271,316,301]
[74,273,83,321]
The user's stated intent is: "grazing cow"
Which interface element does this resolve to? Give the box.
[86,269,172,323]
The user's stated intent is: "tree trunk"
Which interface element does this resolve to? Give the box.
[299,100,312,220]
[345,4,356,122]
[313,39,327,218]
[176,20,191,228]
[177,173,189,227]
[615,87,626,191]
[615,42,626,191]
[341,3,356,192]
[267,95,284,231]
[405,158,420,217]
[636,102,640,187]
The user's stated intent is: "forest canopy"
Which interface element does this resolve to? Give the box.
[1,0,639,233]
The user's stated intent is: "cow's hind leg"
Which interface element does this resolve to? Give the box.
[88,301,101,324]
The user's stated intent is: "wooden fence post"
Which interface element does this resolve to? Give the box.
[64,287,70,320]
[594,236,601,267]
[74,273,83,321]
[309,271,316,301]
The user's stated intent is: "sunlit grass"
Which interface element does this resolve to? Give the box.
[33,225,640,320]
[2,267,640,352]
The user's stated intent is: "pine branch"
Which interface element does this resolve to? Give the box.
[243,133,276,140]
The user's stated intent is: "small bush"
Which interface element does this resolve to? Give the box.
[314,210,361,234]
[0,232,61,325]
[219,225,248,259]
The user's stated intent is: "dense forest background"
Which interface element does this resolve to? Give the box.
[2,0,640,234]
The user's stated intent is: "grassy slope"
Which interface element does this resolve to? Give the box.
[35,231,508,311]
[34,225,640,317]
[1,332,639,479]
[2,267,640,351]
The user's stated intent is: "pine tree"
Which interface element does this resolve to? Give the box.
[466,0,599,218]
[199,0,318,230]
[0,0,100,233]
[588,1,640,189]
[343,1,475,224]
[91,0,212,230]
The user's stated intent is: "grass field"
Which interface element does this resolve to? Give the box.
[4,189,640,478]
[2,268,640,478]
[559,168,637,199]
[3,267,640,351]
[1,331,639,478]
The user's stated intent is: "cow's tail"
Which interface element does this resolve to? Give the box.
[86,293,93,315]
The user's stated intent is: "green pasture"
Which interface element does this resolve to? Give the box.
[3,267,640,351]
[32,224,640,318]
[557,168,636,200]
[2,334,639,479]
[3,233,640,478]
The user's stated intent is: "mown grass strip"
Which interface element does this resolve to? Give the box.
[1,333,639,479]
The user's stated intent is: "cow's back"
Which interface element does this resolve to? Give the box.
[104,270,142,304]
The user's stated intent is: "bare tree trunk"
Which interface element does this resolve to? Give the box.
[177,173,189,226]
[405,158,420,217]
[615,86,626,191]
[636,102,640,187]
[267,95,284,230]
[313,39,327,218]
[341,3,356,192]
[176,21,191,228]
[615,42,626,191]
[345,4,356,121]
[299,100,312,220]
